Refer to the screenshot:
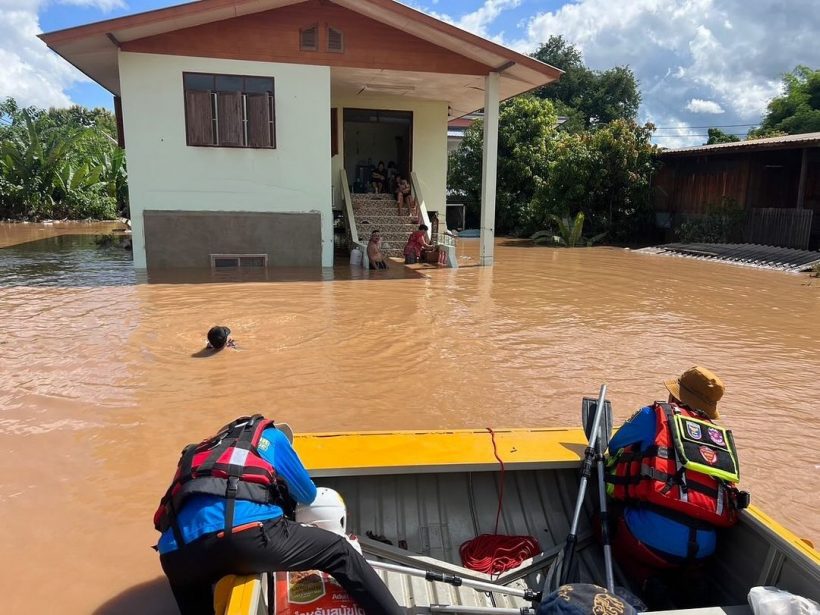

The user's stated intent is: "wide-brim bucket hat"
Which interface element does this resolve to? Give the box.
[665,366,725,419]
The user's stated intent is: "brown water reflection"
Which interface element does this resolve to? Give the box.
[0,225,818,613]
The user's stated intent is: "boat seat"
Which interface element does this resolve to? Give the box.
[213,574,267,615]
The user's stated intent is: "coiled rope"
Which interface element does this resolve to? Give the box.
[459,428,541,576]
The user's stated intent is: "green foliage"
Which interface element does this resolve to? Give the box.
[448,96,558,235]
[533,119,658,243]
[675,198,745,243]
[531,36,641,128]
[749,66,820,136]
[0,97,125,220]
[706,128,741,144]
[531,211,607,247]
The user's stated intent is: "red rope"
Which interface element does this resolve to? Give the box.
[459,428,541,576]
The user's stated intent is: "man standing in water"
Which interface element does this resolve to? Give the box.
[605,366,748,607]
[154,415,402,615]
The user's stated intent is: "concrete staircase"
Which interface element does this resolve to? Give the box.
[351,193,418,258]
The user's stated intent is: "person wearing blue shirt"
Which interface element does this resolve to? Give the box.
[157,421,402,615]
[608,406,717,561]
[605,367,730,608]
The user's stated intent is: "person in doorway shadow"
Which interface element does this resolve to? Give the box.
[370,161,386,194]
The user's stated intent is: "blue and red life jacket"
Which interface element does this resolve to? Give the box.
[153,415,289,545]
[606,402,748,528]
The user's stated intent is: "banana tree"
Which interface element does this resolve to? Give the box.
[530,212,607,247]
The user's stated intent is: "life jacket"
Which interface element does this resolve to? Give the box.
[606,403,748,528]
[153,415,288,545]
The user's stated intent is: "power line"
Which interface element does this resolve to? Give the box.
[653,133,747,138]
[652,123,757,129]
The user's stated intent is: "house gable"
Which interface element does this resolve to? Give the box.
[121,0,491,76]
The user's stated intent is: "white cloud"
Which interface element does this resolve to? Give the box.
[510,0,820,147]
[409,0,520,38]
[456,0,521,38]
[0,0,124,110]
[60,0,124,9]
[686,98,724,114]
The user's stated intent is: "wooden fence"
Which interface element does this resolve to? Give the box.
[744,208,813,249]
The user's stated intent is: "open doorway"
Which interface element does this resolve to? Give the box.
[343,109,412,193]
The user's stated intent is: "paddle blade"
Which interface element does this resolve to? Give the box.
[581,397,613,449]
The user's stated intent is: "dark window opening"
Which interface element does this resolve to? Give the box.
[183,72,275,149]
[300,24,319,51]
[328,27,344,53]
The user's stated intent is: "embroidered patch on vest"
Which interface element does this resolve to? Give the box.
[687,422,702,440]
[707,427,725,446]
[699,445,717,465]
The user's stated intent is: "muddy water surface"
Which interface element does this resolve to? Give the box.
[1,225,818,613]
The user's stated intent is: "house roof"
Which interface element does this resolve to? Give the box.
[39,0,561,116]
[659,132,820,157]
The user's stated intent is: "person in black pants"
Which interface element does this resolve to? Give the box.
[154,417,402,615]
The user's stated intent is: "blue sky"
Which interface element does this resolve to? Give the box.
[3,0,819,146]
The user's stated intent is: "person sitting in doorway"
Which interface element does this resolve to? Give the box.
[403,224,434,264]
[367,230,389,270]
[370,161,387,194]
[605,366,749,609]
[386,162,399,194]
[206,326,236,351]
[396,178,417,219]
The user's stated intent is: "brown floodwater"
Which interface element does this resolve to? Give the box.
[0,223,818,613]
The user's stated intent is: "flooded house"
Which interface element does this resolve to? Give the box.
[40,0,561,271]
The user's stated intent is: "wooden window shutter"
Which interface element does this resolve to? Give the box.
[328,27,343,53]
[300,25,318,51]
[330,108,338,155]
[185,90,213,146]
[247,94,272,148]
[217,92,243,146]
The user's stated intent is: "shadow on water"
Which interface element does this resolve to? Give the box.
[0,235,427,287]
[92,577,177,615]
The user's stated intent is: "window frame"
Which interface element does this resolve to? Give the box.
[182,72,276,150]
[327,26,344,53]
[299,23,319,52]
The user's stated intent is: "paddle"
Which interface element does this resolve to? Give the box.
[544,384,610,592]
[582,394,615,592]
[367,560,541,601]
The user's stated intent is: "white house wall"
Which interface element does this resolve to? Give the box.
[331,95,448,215]
[119,52,333,268]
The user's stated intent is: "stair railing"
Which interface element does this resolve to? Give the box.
[410,172,457,268]
[340,169,369,268]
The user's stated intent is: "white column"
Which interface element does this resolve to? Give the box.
[479,72,500,266]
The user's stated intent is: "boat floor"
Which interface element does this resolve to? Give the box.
[320,468,819,611]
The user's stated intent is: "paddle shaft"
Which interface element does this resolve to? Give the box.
[431,607,536,615]
[595,433,615,592]
[560,384,608,584]
[367,560,541,601]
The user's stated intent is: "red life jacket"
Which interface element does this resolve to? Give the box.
[607,403,744,528]
[153,415,288,544]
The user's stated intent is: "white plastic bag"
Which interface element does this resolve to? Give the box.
[748,586,820,615]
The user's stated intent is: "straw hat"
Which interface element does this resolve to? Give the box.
[665,366,725,419]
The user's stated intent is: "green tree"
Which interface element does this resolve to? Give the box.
[0,97,125,220]
[534,120,658,242]
[749,66,820,136]
[531,35,641,128]
[448,96,558,235]
[706,128,741,144]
